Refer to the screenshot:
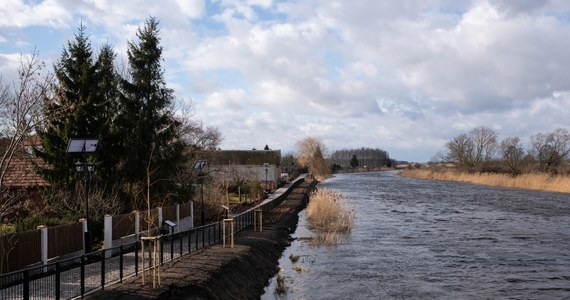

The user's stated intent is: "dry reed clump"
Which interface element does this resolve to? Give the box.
[306,188,354,245]
[399,169,570,194]
[275,269,287,294]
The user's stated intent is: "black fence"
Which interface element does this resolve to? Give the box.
[0,176,306,300]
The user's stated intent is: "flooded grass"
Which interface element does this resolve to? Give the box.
[400,169,570,194]
[306,188,354,245]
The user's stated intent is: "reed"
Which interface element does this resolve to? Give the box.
[400,169,570,194]
[306,188,354,245]
[275,269,286,294]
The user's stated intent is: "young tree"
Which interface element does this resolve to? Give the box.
[117,17,186,208]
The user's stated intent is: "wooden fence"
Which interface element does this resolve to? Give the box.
[1,201,192,274]
[0,230,41,273]
[47,223,83,258]
[0,222,83,273]
[112,211,136,239]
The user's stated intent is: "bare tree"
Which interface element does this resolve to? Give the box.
[500,136,525,175]
[446,127,498,172]
[0,51,51,274]
[446,133,474,170]
[470,126,498,166]
[530,128,570,172]
[0,51,52,222]
[295,137,330,179]
[176,101,223,150]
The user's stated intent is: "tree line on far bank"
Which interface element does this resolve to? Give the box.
[290,137,394,179]
[330,147,393,171]
[433,126,570,175]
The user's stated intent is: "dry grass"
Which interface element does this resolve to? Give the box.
[306,188,354,245]
[275,269,287,294]
[400,169,570,194]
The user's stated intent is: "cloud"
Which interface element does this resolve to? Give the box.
[0,0,71,28]
[1,0,570,161]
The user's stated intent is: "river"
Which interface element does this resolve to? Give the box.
[262,171,570,299]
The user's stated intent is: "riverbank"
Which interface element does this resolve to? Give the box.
[86,181,316,300]
[399,169,570,194]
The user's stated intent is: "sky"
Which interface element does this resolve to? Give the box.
[1,0,570,162]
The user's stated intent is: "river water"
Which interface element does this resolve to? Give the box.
[262,171,570,299]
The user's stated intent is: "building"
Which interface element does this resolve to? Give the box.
[197,149,281,190]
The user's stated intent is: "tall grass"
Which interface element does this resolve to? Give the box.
[306,188,354,245]
[400,169,570,194]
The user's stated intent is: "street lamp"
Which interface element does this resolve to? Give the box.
[194,160,207,226]
[67,138,98,254]
[75,159,95,252]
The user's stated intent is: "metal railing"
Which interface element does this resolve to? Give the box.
[0,176,306,300]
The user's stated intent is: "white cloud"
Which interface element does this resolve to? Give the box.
[0,0,71,28]
[1,0,570,161]
[175,0,206,19]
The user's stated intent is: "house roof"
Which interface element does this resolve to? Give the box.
[0,136,47,188]
[3,156,47,188]
[198,150,281,166]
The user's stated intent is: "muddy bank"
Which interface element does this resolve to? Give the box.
[88,181,316,300]
[163,190,311,299]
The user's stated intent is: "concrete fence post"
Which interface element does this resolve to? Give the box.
[190,201,194,229]
[134,210,140,240]
[158,207,163,233]
[103,214,112,253]
[37,225,48,265]
[176,204,180,233]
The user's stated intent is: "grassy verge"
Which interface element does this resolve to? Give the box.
[399,169,570,194]
[306,188,354,245]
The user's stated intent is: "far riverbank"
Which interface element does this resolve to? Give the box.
[399,169,570,194]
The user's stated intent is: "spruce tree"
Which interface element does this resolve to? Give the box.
[117,17,185,208]
[36,26,122,199]
[93,44,123,186]
[35,24,100,190]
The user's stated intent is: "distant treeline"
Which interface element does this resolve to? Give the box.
[330,147,394,170]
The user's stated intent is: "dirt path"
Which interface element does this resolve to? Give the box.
[86,181,316,300]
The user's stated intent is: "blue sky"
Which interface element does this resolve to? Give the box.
[1,0,570,162]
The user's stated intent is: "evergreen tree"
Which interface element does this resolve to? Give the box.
[35,24,102,190]
[93,44,123,186]
[350,154,359,168]
[117,17,185,208]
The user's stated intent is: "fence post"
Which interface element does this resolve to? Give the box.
[176,203,180,233]
[101,249,105,290]
[104,214,112,258]
[134,210,140,241]
[190,201,194,229]
[80,255,85,297]
[55,262,61,300]
[135,242,139,276]
[158,207,163,231]
[37,225,48,266]
[23,269,30,300]
[119,245,124,282]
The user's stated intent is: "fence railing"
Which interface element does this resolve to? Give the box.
[0,175,307,300]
